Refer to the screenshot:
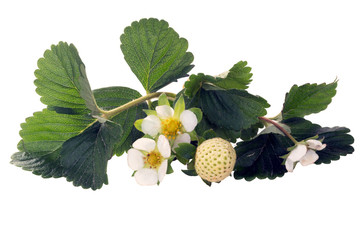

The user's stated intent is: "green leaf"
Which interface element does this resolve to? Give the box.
[315,127,355,164]
[17,109,93,156]
[11,150,64,179]
[120,18,194,92]
[34,42,100,115]
[282,81,337,120]
[184,74,214,98]
[60,121,122,190]
[184,61,252,98]
[282,118,354,164]
[12,86,146,189]
[93,87,147,156]
[200,85,269,131]
[233,117,355,181]
[234,133,291,181]
[175,143,196,164]
[213,61,252,90]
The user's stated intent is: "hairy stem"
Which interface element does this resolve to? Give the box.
[100,92,176,119]
[258,116,298,144]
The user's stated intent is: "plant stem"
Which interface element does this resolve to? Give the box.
[100,92,176,119]
[258,116,298,144]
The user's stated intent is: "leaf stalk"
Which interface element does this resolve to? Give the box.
[258,116,298,144]
[100,92,176,119]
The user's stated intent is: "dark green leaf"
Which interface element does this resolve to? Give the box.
[316,127,354,164]
[34,42,100,115]
[11,150,64,179]
[282,117,354,164]
[200,85,269,131]
[60,121,122,190]
[282,81,337,120]
[234,133,291,181]
[120,18,194,92]
[181,169,198,176]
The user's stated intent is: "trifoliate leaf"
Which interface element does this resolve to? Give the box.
[12,86,146,190]
[60,121,121,190]
[34,42,100,115]
[234,133,291,181]
[200,84,269,131]
[120,18,194,92]
[213,61,252,90]
[282,81,337,120]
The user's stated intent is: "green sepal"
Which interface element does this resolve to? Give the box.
[181,169,198,176]
[134,119,143,132]
[158,93,170,106]
[143,109,157,116]
[173,94,185,119]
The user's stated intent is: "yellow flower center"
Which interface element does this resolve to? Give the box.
[161,118,182,140]
[144,151,162,169]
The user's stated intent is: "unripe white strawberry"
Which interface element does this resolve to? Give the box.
[195,138,236,182]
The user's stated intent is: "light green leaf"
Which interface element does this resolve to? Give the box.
[34,42,101,115]
[17,109,94,156]
[282,81,337,120]
[213,61,252,90]
[120,18,194,92]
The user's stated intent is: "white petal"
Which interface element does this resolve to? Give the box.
[172,133,191,151]
[127,149,145,171]
[285,159,295,172]
[306,139,326,151]
[300,150,319,166]
[133,138,156,153]
[287,144,307,162]
[134,168,158,186]
[155,105,174,119]
[157,135,171,158]
[180,110,197,132]
[158,159,168,183]
[141,115,161,137]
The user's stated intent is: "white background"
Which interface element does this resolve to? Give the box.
[1,0,359,239]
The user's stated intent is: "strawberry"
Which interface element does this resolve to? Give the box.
[195,138,236,182]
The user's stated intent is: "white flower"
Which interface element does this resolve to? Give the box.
[127,135,171,186]
[285,139,326,172]
[137,94,199,150]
